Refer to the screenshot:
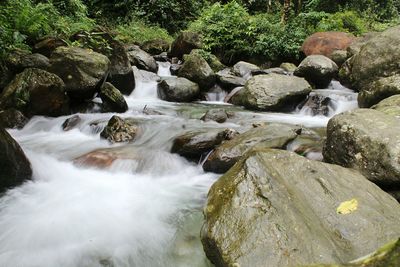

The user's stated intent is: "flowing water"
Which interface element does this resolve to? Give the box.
[0,64,358,267]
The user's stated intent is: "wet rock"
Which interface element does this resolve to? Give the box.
[279,62,297,72]
[294,55,338,88]
[0,128,32,192]
[350,26,400,107]
[372,94,400,118]
[7,52,50,73]
[238,74,312,111]
[99,82,128,113]
[141,39,170,55]
[201,109,229,123]
[330,49,348,67]
[298,94,331,116]
[153,52,169,62]
[49,47,110,101]
[171,128,238,160]
[169,31,202,59]
[216,69,246,91]
[100,116,139,143]
[62,115,81,131]
[0,68,69,117]
[202,148,400,267]
[127,45,158,73]
[0,109,29,129]
[323,108,400,185]
[232,61,260,79]
[74,147,141,169]
[158,77,200,102]
[203,123,300,173]
[170,64,182,75]
[225,87,244,105]
[301,31,356,58]
[178,51,216,90]
[33,37,67,57]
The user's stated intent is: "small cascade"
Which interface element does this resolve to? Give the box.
[157,61,172,77]
[203,85,228,104]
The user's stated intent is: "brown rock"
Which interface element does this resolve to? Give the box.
[301,32,356,58]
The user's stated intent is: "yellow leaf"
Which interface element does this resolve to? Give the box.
[337,199,358,215]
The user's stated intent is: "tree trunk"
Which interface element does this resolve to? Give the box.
[281,0,291,24]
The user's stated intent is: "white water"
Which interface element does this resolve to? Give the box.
[0,67,358,266]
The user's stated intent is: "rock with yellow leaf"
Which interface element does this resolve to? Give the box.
[201,149,400,267]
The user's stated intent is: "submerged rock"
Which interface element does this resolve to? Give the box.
[157,77,200,102]
[200,109,229,123]
[169,31,202,59]
[0,68,69,117]
[294,55,338,88]
[178,51,216,90]
[203,123,300,173]
[0,109,28,129]
[0,128,32,192]
[202,148,400,267]
[323,108,400,185]
[99,82,128,113]
[100,116,139,143]
[49,47,110,101]
[238,74,312,111]
[62,115,81,131]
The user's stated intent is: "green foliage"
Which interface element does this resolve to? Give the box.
[115,20,173,45]
[315,11,367,35]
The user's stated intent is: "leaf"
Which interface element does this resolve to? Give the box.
[337,198,358,215]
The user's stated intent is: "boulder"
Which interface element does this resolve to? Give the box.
[141,39,170,55]
[330,49,348,67]
[33,37,67,57]
[372,94,400,118]
[232,61,260,79]
[350,26,400,106]
[0,60,13,92]
[0,109,28,129]
[347,32,379,58]
[127,45,158,73]
[201,109,229,123]
[202,148,400,267]
[294,55,338,88]
[62,115,81,131]
[0,68,69,117]
[251,68,288,76]
[178,51,216,90]
[237,74,312,111]
[301,31,356,58]
[171,128,238,160]
[279,62,297,72]
[323,108,400,185]
[191,49,225,72]
[338,57,354,88]
[216,69,246,91]
[6,52,50,73]
[203,123,300,173]
[157,77,200,102]
[170,63,182,75]
[169,31,202,59]
[99,82,128,113]
[225,87,244,105]
[298,94,331,116]
[100,115,139,143]
[49,47,110,100]
[0,128,32,192]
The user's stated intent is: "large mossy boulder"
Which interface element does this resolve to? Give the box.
[6,51,50,74]
[157,77,200,102]
[301,31,355,58]
[237,74,312,111]
[294,55,338,88]
[202,148,400,267]
[349,26,400,107]
[323,108,400,185]
[203,123,301,173]
[178,51,216,90]
[99,82,128,113]
[0,68,69,117]
[49,47,110,100]
[127,45,158,73]
[372,94,400,118]
[169,31,202,59]
[0,128,32,192]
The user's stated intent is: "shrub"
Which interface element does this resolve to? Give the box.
[115,20,173,45]
[316,11,367,35]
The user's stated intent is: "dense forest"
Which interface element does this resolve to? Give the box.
[1,0,399,63]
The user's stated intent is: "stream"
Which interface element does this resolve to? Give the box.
[0,63,358,267]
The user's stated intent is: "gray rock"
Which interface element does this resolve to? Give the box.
[294,55,338,88]
[372,94,400,118]
[323,108,400,185]
[100,115,139,143]
[358,74,400,108]
[49,47,110,100]
[0,68,69,117]
[157,77,200,102]
[7,52,50,73]
[201,109,229,123]
[202,148,400,267]
[178,51,216,90]
[216,69,246,91]
[0,109,28,129]
[238,74,312,111]
[99,82,128,113]
[169,31,202,59]
[203,123,300,173]
[0,128,32,192]
[279,62,297,72]
[298,94,331,116]
[330,49,348,67]
[62,115,81,131]
[127,45,158,73]
[232,61,260,79]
